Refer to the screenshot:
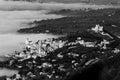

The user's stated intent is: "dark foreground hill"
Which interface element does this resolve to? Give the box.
[2,26,120,80]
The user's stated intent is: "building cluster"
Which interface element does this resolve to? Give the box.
[91,24,113,38]
[91,24,103,33]
[67,25,112,49]
[67,36,110,50]
[10,38,66,60]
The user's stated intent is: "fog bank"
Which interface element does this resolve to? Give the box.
[0,68,18,77]
[0,0,117,11]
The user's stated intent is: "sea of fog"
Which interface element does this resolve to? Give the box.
[0,10,63,56]
[0,68,18,77]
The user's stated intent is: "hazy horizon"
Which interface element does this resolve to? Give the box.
[3,0,120,4]
[0,0,118,11]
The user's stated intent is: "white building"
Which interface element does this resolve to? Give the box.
[91,24,103,32]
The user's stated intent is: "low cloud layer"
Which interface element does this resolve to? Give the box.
[0,0,117,11]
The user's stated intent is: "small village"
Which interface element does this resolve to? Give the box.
[8,25,117,60]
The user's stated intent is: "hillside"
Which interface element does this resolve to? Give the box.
[18,8,120,36]
[2,25,120,80]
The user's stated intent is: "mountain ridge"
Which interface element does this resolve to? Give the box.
[5,0,120,5]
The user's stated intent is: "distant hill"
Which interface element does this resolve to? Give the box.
[43,0,120,4]
[18,8,120,36]
[5,0,120,4]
